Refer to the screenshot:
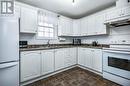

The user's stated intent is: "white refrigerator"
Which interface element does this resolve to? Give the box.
[0,16,19,86]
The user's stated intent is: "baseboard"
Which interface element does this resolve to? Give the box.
[77,65,103,76]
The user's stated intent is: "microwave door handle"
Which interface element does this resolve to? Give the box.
[0,62,18,69]
[104,50,130,54]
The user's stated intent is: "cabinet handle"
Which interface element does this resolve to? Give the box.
[0,62,18,69]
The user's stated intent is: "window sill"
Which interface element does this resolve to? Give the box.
[36,36,58,40]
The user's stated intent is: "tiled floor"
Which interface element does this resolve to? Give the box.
[26,67,120,86]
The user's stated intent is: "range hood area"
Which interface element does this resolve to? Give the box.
[104,0,130,28]
[105,18,130,28]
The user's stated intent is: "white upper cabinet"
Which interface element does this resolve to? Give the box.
[20,5,38,33]
[121,6,130,17]
[80,12,107,36]
[80,17,88,36]
[41,50,54,75]
[58,16,73,36]
[106,8,122,21]
[106,6,130,21]
[87,15,96,36]
[95,13,107,35]
[73,19,81,36]
[20,51,41,82]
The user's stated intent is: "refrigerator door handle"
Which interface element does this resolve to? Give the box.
[0,62,18,69]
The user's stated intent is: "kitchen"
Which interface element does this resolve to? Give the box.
[0,0,130,86]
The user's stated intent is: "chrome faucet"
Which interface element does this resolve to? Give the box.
[47,40,50,47]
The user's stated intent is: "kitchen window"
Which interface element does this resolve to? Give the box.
[37,10,58,39]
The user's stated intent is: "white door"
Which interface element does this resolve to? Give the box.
[85,49,93,69]
[41,50,54,75]
[92,49,102,73]
[73,20,81,36]
[0,17,19,63]
[65,48,77,67]
[69,48,77,65]
[68,19,73,36]
[122,6,130,17]
[106,8,122,21]
[80,17,88,36]
[20,51,41,82]
[58,16,73,36]
[78,48,86,66]
[95,13,107,35]
[55,49,65,71]
[0,62,19,86]
[20,6,37,33]
[87,16,95,35]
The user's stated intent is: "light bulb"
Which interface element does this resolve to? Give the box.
[72,0,75,6]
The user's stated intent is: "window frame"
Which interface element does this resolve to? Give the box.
[36,24,58,40]
[36,10,58,40]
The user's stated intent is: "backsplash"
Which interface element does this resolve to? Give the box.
[20,34,73,45]
[82,25,130,44]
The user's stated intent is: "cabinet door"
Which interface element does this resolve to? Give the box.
[65,48,77,67]
[106,8,122,21]
[55,49,65,71]
[20,7,37,33]
[78,48,86,66]
[73,20,81,36]
[87,16,95,35]
[85,49,93,69]
[68,19,73,36]
[20,51,41,82]
[92,49,102,73]
[80,17,88,36]
[95,13,107,35]
[69,48,77,65]
[122,6,130,17]
[41,50,54,75]
[58,16,73,36]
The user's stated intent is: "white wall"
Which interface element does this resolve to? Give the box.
[20,34,72,45]
[20,25,130,45]
[81,25,130,44]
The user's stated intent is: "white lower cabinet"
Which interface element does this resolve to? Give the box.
[55,48,77,71]
[65,48,77,67]
[55,49,66,71]
[20,51,41,82]
[20,47,102,82]
[78,48,102,73]
[78,48,86,66]
[84,49,93,69]
[92,49,102,73]
[41,50,55,75]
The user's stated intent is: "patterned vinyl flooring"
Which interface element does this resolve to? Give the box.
[26,67,121,86]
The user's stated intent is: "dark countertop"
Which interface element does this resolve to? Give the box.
[20,44,109,51]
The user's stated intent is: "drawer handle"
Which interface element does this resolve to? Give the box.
[0,62,18,69]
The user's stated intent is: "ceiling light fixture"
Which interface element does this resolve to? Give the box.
[72,0,76,6]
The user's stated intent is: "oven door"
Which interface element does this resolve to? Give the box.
[103,50,130,80]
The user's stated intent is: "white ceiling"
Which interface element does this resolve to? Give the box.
[16,0,117,19]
